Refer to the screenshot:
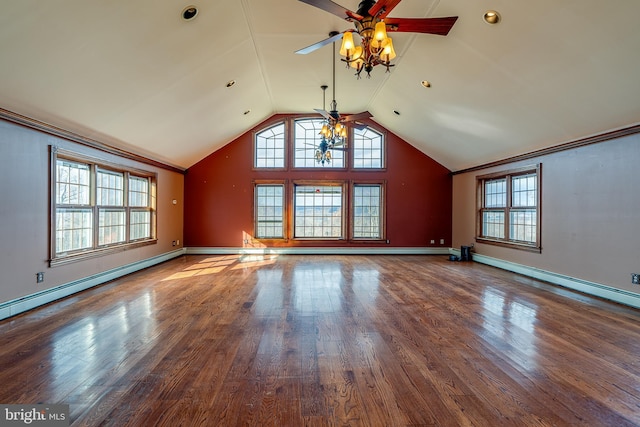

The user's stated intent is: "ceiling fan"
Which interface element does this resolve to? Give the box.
[296,0,458,77]
[307,36,372,165]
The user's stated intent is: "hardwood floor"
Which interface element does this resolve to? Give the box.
[1,255,640,426]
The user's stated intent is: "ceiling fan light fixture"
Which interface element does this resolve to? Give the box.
[372,21,389,49]
[295,0,458,79]
[381,38,396,61]
[483,10,501,25]
[339,32,355,57]
[339,19,394,78]
[349,46,365,69]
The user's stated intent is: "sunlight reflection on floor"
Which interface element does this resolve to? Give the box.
[162,254,279,281]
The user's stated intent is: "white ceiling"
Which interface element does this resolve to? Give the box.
[1,0,639,171]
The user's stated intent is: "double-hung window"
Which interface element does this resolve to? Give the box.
[97,168,125,245]
[52,148,156,264]
[352,184,383,239]
[477,165,541,251]
[55,159,93,252]
[254,182,285,239]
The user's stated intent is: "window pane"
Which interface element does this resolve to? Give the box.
[294,119,344,168]
[97,169,124,206]
[255,123,285,168]
[482,211,505,239]
[510,209,536,242]
[98,209,126,245]
[353,127,383,169]
[56,160,90,205]
[129,176,149,207]
[130,210,151,240]
[255,184,284,238]
[485,179,506,208]
[353,185,381,238]
[56,208,93,253]
[512,174,537,207]
[294,185,342,238]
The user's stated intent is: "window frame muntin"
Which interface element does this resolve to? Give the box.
[51,147,157,266]
[476,164,541,252]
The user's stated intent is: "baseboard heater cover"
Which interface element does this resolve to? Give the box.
[0,249,186,321]
[449,248,640,309]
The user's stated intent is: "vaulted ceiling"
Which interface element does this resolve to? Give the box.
[1,0,639,171]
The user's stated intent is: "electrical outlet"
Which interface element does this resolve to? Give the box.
[36,272,44,283]
[430,240,435,244]
[632,273,640,285]
[440,239,445,244]
[172,240,176,246]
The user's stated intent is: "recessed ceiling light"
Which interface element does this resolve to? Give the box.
[421,80,431,88]
[243,109,251,115]
[483,10,501,25]
[181,6,198,21]
[226,80,236,88]
[393,110,401,116]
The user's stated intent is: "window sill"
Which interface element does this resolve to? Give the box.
[475,237,541,253]
[50,239,157,267]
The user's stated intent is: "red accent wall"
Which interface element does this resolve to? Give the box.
[185,114,452,248]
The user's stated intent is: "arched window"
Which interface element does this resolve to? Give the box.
[254,122,285,168]
[294,119,345,168]
[353,126,384,169]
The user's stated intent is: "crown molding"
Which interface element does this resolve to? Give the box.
[0,107,185,174]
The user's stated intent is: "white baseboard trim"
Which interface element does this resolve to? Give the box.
[0,249,186,321]
[450,249,640,309]
[186,247,450,256]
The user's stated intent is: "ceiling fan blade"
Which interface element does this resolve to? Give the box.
[385,16,458,36]
[368,0,402,19]
[314,108,332,120]
[342,111,372,122]
[297,142,321,150]
[296,32,344,55]
[297,0,362,21]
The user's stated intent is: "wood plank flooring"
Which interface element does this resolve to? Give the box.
[1,254,640,426]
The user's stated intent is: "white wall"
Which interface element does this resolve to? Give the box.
[452,131,640,298]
